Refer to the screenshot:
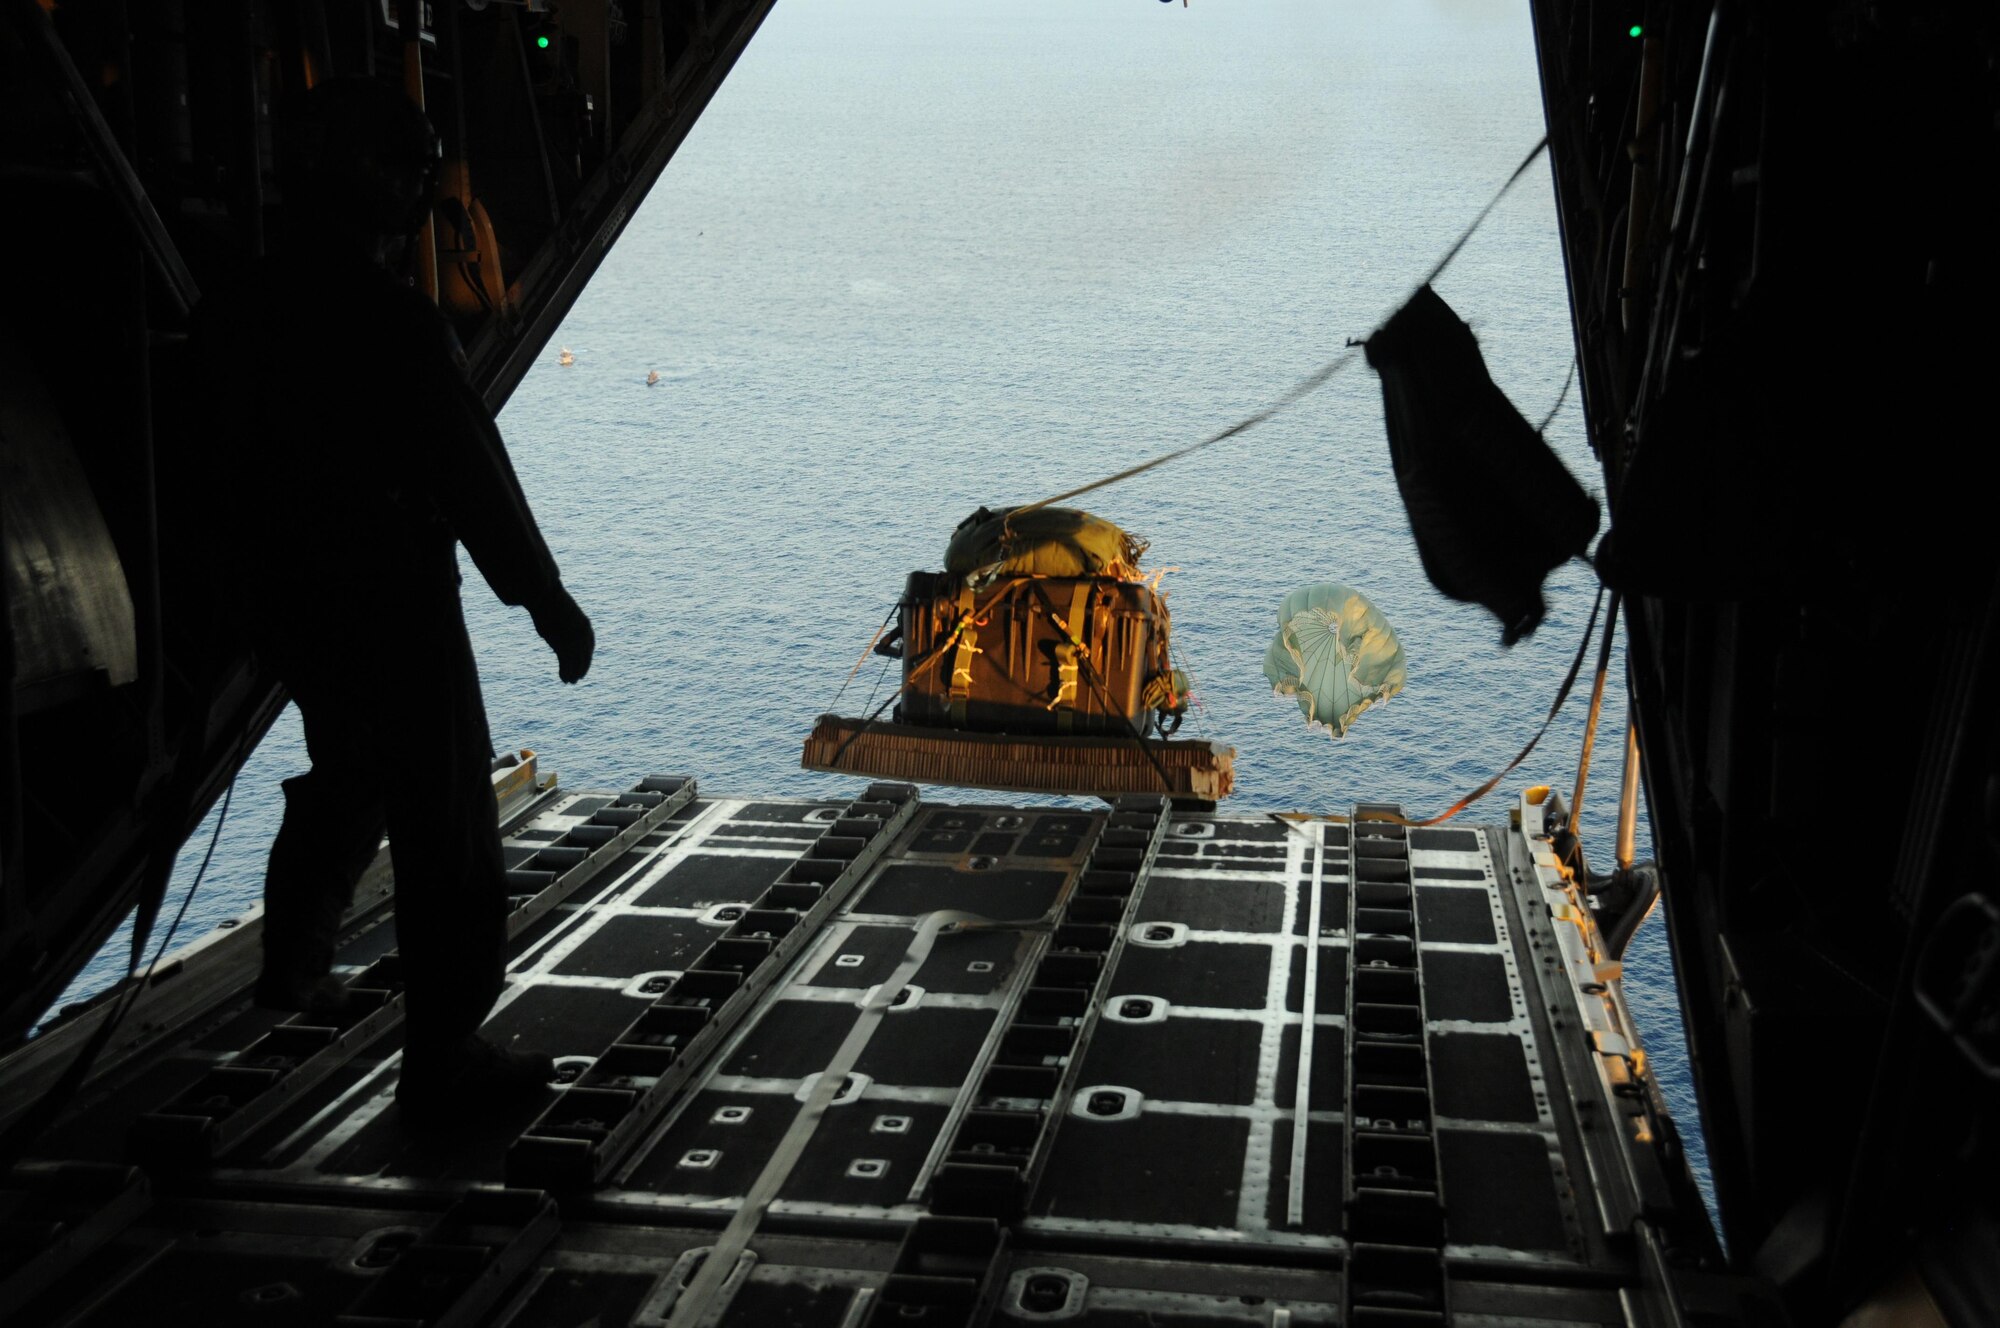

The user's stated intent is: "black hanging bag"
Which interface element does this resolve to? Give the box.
[1365,284,1599,644]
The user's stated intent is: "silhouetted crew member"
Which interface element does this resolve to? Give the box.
[188,81,593,1121]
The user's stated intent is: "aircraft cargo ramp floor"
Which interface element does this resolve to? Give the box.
[2,779,1725,1327]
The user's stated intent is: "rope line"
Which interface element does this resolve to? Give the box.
[1418,134,1552,288]
[859,643,895,718]
[820,137,1565,809]
[819,582,1029,773]
[1007,352,1357,522]
[830,602,897,713]
[1010,135,1549,522]
[1023,581,1176,794]
[1392,583,1606,828]
[1538,353,1580,436]
[0,779,234,1166]
[1272,588,1616,836]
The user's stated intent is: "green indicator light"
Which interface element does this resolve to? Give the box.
[1628,23,1643,37]
[536,35,550,48]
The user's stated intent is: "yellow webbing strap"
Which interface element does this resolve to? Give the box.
[947,583,980,726]
[1048,581,1093,734]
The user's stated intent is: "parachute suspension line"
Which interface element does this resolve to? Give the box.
[860,646,896,719]
[1170,638,1212,742]
[834,629,955,750]
[829,601,898,714]
[1416,134,1552,288]
[1567,591,1624,838]
[821,644,945,775]
[1538,354,1580,436]
[0,777,235,1168]
[1387,583,1606,829]
[132,780,231,1002]
[1007,135,1551,525]
[820,584,1024,774]
[1006,349,1360,527]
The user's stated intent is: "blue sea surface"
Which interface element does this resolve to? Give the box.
[58,0,1715,1221]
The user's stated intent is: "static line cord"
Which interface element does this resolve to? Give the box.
[1400,584,1606,828]
[831,135,1559,788]
[137,780,232,990]
[829,602,898,713]
[1008,135,1550,524]
[837,136,1553,739]
[91,780,233,1056]
[820,586,1029,774]
[1268,584,1607,838]
[860,646,895,719]
[1538,354,1580,436]
[0,778,234,1167]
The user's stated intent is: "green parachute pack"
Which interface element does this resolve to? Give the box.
[944,505,1149,581]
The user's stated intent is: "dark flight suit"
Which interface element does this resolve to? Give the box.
[191,252,563,1055]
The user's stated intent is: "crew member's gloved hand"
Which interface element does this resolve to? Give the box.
[530,588,595,683]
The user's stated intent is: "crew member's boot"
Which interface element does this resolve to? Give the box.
[396,1033,555,1126]
[253,971,353,1015]
[257,767,380,1016]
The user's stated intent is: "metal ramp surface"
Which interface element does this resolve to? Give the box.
[6,783,1716,1327]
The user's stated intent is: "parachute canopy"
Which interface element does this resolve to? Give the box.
[945,506,1147,581]
[1264,583,1407,739]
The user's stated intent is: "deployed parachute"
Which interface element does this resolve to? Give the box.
[1364,285,1599,645]
[1264,583,1406,739]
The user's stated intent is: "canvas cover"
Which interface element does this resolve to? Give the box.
[944,506,1147,581]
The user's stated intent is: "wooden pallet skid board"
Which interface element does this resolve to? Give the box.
[802,716,1235,799]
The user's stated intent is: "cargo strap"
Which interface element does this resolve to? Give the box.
[947,584,980,727]
[1021,580,1178,795]
[1048,581,1093,734]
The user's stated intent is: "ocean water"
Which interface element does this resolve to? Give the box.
[59,0,1714,1218]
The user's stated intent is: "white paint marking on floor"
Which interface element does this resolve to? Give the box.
[271,799,741,1171]
[1235,825,1307,1234]
[1287,822,1327,1227]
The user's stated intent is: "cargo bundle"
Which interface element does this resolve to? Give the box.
[803,506,1233,800]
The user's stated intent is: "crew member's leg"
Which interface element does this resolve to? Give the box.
[384,602,505,1054]
[257,661,387,1010]
[384,589,548,1117]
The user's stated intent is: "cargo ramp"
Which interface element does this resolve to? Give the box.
[0,771,1754,1326]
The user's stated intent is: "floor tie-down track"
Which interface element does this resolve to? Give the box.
[4,784,1730,1326]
